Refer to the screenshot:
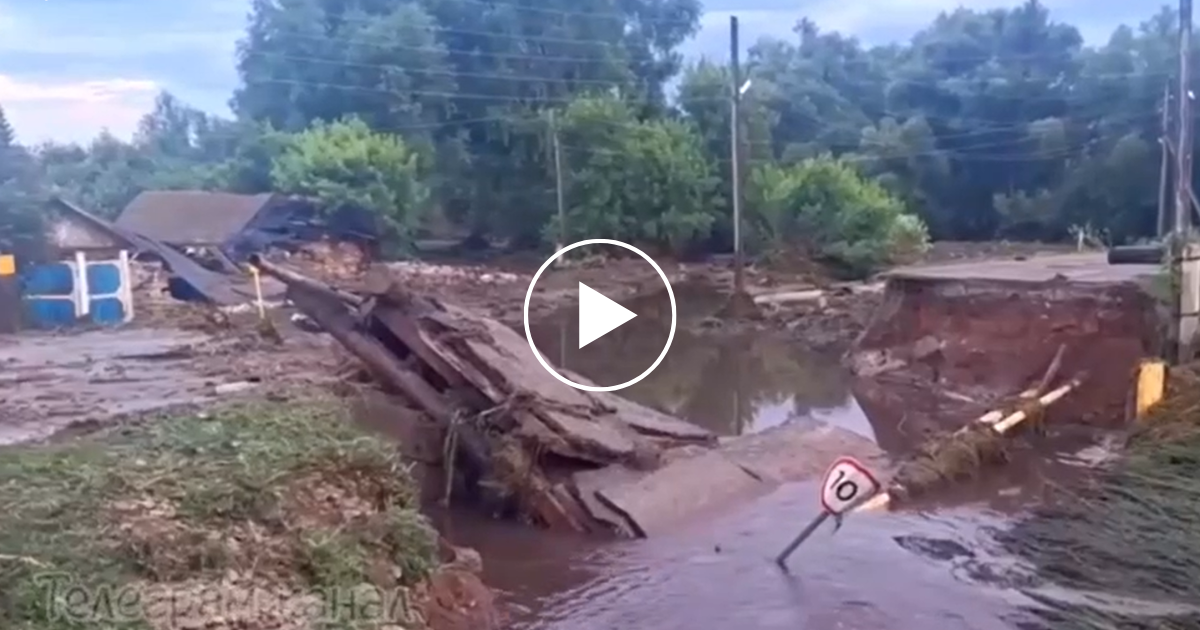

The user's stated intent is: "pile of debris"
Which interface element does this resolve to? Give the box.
[249,256,714,535]
[385,261,520,286]
[277,239,371,285]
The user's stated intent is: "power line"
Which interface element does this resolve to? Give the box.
[245,25,1177,69]
[254,0,699,30]
[557,107,1159,164]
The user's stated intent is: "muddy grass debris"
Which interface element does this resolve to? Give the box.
[877,345,1082,506]
[249,255,716,536]
[993,362,1200,630]
[0,399,499,630]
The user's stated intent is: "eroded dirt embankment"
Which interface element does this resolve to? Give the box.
[848,276,1163,433]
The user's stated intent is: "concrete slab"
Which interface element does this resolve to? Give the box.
[885,253,1158,286]
[587,418,885,537]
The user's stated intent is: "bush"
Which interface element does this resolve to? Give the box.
[746,156,929,277]
[271,117,428,252]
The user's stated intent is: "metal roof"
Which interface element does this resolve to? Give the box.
[114,191,278,246]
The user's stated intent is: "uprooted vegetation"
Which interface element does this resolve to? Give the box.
[995,364,1200,630]
[0,399,472,630]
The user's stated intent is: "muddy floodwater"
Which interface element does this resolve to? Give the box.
[457,291,1132,629]
[527,286,862,437]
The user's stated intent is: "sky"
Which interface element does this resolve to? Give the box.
[0,0,1157,145]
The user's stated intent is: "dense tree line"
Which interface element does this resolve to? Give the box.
[0,0,1182,275]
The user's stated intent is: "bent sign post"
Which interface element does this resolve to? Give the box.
[775,456,881,571]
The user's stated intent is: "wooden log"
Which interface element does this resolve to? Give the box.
[257,258,719,534]
[753,290,824,306]
[855,373,1085,514]
[370,306,493,410]
[289,283,494,498]
[977,343,1065,425]
[288,285,450,421]
[1107,244,1164,265]
[250,254,363,306]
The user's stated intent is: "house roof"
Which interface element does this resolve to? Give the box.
[50,196,283,305]
[114,191,278,246]
[48,197,134,248]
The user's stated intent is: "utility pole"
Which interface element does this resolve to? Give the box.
[1174,0,1193,238]
[729,15,745,299]
[1159,83,1172,237]
[1173,0,1197,364]
[550,110,565,256]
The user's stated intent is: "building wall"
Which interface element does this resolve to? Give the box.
[48,216,123,255]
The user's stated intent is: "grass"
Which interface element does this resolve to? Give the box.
[996,366,1200,630]
[0,399,440,630]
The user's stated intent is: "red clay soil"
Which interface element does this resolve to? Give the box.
[850,277,1164,428]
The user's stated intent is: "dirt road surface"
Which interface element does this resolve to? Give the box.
[0,324,341,445]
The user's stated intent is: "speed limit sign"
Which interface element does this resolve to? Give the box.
[820,456,881,515]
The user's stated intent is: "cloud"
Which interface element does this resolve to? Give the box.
[0,75,158,145]
[0,0,240,143]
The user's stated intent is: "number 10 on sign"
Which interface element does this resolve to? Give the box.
[821,457,881,515]
[775,456,881,570]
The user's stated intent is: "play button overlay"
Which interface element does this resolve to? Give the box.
[578,282,636,347]
[523,238,676,392]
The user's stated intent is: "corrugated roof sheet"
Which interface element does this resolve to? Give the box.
[114,191,277,246]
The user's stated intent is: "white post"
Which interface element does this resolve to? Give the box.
[74,251,90,318]
[1179,243,1200,361]
[118,249,135,322]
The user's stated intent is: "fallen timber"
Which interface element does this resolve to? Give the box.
[855,345,1086,513]
[249,256,719,536]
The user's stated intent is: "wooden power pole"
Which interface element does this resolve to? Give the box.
[730,15,745,299]
[1174,0,1197,363]
[1159,83,1172,237]
[550,110,565,256]
[1175,0,1193,238]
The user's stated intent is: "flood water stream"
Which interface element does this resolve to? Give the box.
[424,289,1135,629]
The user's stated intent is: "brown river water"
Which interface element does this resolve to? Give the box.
[424,289,1137,630]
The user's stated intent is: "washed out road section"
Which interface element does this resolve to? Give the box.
[0,326,339,445]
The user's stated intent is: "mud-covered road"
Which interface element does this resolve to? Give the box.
[0,321,343,444]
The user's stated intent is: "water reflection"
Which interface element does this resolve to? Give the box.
[527,286,851,436]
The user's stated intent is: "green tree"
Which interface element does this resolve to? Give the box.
[0,104,14,149]
[271,117,428,249]
[36,133,157,218]
[553,95,719,254]
[746,156,928,277]
[0,105,46,256]
[232,0,702,245]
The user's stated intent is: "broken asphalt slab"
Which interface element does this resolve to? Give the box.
[580,417,888,537]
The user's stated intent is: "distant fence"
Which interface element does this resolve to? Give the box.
[23,251,135,328]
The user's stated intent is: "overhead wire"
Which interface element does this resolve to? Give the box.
[83,9,1171,168]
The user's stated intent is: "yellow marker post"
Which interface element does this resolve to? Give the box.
[0,254,15,276]
[1135,359,1166,421]
[250,265,266,319]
